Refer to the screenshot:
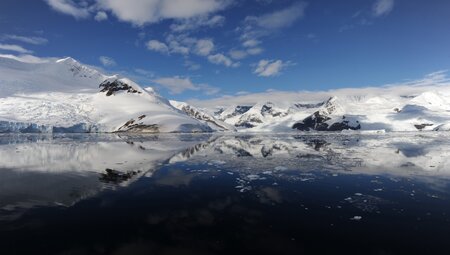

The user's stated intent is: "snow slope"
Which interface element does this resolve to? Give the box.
[170,100,235,131]
[0,55,211,133]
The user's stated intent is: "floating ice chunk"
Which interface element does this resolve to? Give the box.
[247,174,262,181]
[211,160,226,165]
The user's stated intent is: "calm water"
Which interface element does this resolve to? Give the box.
[1,133,450,254]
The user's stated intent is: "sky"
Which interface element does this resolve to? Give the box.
[0,0,449,101]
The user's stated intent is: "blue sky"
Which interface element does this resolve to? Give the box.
[1,0,449,101]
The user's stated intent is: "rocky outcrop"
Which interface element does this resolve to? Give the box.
[292,97,361,131]
[414,123,434,130]
[116,115,159,133]
[99,168,141,184]
[99,79,142,96]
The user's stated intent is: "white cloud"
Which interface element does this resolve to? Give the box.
[170,15,225,32]
[2,35,48,45]
[251,2,307,30]
[146,40,169,54]
[208,53,235,67]
[254,59,289,77]
[146,34,239,68]
[247,47,263,55]
[45,0,90,19]
[44,0,230,26]
[154,76,198,94]
[153,76,219,95]
[242,39,260,48]
[229,49,247,60]
[167,39,190,55]
[237,2,307,54]
[195,39,214,56]
[373,0,394,17]
[99,56,116,66]
[98,0,230,26]
[229,47,263,60]
[0,53,51,64]
[0,44,32,54]
[94,11,108,21]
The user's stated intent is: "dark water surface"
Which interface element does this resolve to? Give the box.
[1,133,450,255]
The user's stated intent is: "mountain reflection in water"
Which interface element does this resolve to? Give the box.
[0,133,450,255]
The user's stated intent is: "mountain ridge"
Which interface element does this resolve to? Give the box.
[1,55,450,133]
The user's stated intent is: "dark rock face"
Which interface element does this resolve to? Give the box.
[235,122,256,128]
[294,102,325,109]
[260,103,286,117]
[293,111,331,131]
[99,168,141,184]
[293,96,361,132]
[414,123,433,130]
[116,116,159,133]
[235,117,263,128]
[99,79,141,96]
[235,106,252,115]
[293,112,361,131]
[221,106,252,120]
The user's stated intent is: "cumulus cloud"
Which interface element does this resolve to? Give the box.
[229,49,247,60]
[99,56,116,66]
[153,76,219,95]
[45,0,90,19]
[254,59,290,77]
[167,39,190,55]
[195,39,214,56]
[251,2,307,30]
[247,47,263,55]
[242,39,260,48]
[44,0,230,26]
[229,47,263,60]
[146,35,237,67]
[98,0,230,26]
[373,0,394,17]
[94,11,108,21]
[1,34,48,45]
[0,44,32,54]
[208,53,234,67]
[146,40,169,54]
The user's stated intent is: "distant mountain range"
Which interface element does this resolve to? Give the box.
[1,55,450,133]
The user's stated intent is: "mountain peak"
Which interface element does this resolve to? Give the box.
[56,56,77,63]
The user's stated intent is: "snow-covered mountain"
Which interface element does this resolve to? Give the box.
[0,55,211,133]
[170,100,235,131]
[2,55,450,133]
[210,87,450,132]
